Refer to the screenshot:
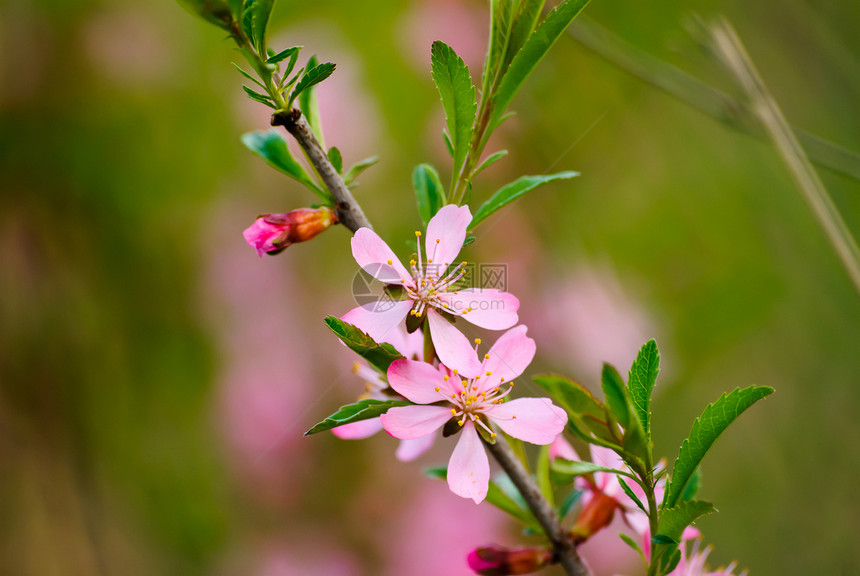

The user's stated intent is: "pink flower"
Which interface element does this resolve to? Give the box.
[665,540,746,576]
[243,207,337,257]
[380,326,567,503]
[342,204,519,373]
[331,360,435,462]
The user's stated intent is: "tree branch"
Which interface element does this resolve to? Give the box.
[485,438,591,576]
[271,109,373,233]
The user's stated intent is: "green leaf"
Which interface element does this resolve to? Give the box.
[232,62,265,88]
[657,500,716,542]
[412,164,447,226]
[430,41,477,179]
[482,0,512,95]
[305,398,409,435]
[551,458,633,481]
[618,533,645,562]
[505,0,546,70]
[628,339,660,438]
[178,0,236,32]
[533,374,604,420]
[294,55,324,146]
[290,62,336,106]
[327,146,343,174]
[344,156,380,186]
[472,150,508,178]
[442,131,454,157]
[682,467,702,502]
[425,467,542,530]
[470,171,579,229]
[662,548,682,574]
[268,46,301,73]
[536,445,554,507]
[490,0,591,130]
[557,489,582,519]
[601,363,631,429]
[664,386,774,508]
[241,0,275,55]
[324,316,405,374]
[242,84,275,108]
[241,130,329,200]
[618,477,646,513]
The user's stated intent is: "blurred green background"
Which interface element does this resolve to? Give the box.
[1,0,858,574]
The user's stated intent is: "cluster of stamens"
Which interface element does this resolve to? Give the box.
[399,231,470,318]
[433,339,516,438]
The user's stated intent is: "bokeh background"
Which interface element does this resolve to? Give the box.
[2,0,859,574]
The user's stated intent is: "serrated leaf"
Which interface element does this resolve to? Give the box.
[242,84,275,108]
[657,500,715,542]
[241,130,328,200]
[425,466,542,530]
[344,156,380,186]
[505,0,546,70]
[490,0,591,130]
[305,398,408,435]
[241,0,275,55]
[628,339,660,438]
[472,150,508,178]
[412,164,447,226]
[327,146,343,174]
[324,316,405,374]
[601,363,631,429]
[430,41,477,180]
[665,386,773,508]
[290,62,336,107]
[470,171,579,229]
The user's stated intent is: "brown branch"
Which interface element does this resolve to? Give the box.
[271,109,373,233]
[485,438,591,576]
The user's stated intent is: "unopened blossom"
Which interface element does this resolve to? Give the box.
[342,204,519,373]
[380,326,567,503]
[243,206,337,257]
[467,545,554,575]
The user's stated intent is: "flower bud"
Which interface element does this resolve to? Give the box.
[467,545,554,575]
[243,206,337,257]
[570,491,620,544]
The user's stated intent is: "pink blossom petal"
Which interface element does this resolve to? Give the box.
[330,417,384,439]
[388,359,452,404]
[395,433,436,462]
[480,325,536,388]
[341,300,413,345]
[424,204,472,270]
[438,289,519,330]
[486,398,567,445]
[550,436,580,461]
[447,422,490,503]
[351,227,413,286]
[427,309,482,376]
[381,405,451,440]
[589,445,626,496]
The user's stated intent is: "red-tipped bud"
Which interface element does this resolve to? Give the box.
[571,491,620,544]
[243,206,337,256]
[467,545,554,575]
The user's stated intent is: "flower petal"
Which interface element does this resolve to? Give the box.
[351,227,413,285]
[330,417,383,439]
[589,445,626,497]
[447,422,490,504]
[427,309,482,377]
[387,359,452,404]
[550,436,580,461]
[438,289,519,330]
[424,204,472,270]
[480,325,536,388]
[395,433,436,462]
[341,300,412,346]
[380,405,451,440]
[486,398,567,445]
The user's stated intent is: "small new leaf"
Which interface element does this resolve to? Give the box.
[290,62,336,106]
[664,386,774,508]
[305,399,409,435]
[241,0,275,55]
[472,150,508,178]
[327,147,343,174]
[241,130,328,200]
[470,171,579,229]
[324,316,405,374]
[344,156,380,186]
[412,164,447,225]
[242,85,275,108]
[430,41,477,179]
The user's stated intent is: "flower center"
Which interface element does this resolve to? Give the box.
[404,231,468,318]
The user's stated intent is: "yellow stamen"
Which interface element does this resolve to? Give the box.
[434,386,440,392]
[443,375,449,381]
[387,259,392,265]
[474,338,481,345]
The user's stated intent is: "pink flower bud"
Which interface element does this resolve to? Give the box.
[467,545,554,575]
[243,207,337,257]
[571,491,620,544]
